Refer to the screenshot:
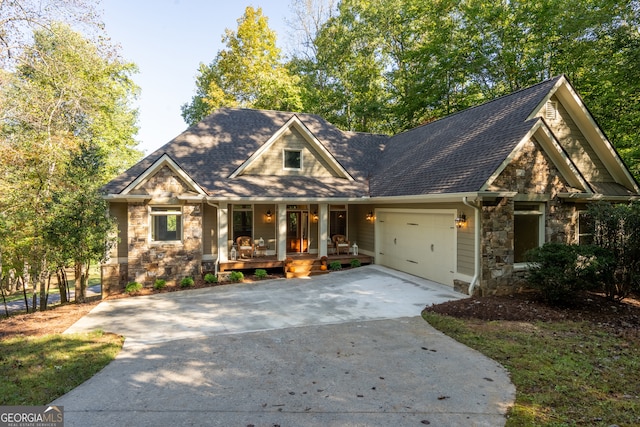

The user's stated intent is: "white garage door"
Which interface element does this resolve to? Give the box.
[376,210,456,286]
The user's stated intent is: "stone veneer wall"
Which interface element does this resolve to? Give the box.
[480,138,577,295]
[128,203,203,285]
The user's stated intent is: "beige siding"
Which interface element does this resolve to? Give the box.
[539,95,613,182]
[242,127,337,177]
[254,204,277,249]
[348,205,375,254]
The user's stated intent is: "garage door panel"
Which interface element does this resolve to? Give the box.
[377,211,455,286]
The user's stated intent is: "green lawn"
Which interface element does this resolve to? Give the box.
[423,313,640,426]
[0,331,123,405]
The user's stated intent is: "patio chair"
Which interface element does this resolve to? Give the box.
[332,234,350,255]
[236,236,254,258]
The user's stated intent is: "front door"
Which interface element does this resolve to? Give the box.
[287,211,309,253]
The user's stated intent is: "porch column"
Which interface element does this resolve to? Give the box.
[318,203,328,257]
[218,203,229,262]
[277,203,287,260]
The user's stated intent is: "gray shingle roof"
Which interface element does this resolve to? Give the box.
[369,76,562,196]
[105,77,564,199]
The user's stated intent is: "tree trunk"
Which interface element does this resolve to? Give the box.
[20,276,29,314]
[74,262,88,303]
[39,270,48,311]
[57,268,68,304]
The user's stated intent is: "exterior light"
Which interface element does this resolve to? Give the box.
[313,210,318,222]
[366,211,374,221]
[266,209,272,223]
[455,213,467,228]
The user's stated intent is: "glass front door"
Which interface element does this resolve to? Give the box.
[287,210,309,253]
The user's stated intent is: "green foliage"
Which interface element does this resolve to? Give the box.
[203,273,217,284]
[329,261,342,271]
[350,259,361,268]
[525,243,614,304]
[586,202,640,300]
[181,6,302,125]
[125,282,143,294]
[254,269,268,279]
[229,271,244,282]
[180,277,194,288]
[153,279,166,290]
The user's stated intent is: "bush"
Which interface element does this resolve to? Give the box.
[180,277,194,288]
[153,279,166,290]
[254,269,268,279]
[204,273,217,284]
[350,259,361,268]
[525,243,614,304]
[125,282,142,294]
[229,271,244,282]
[329,261,342,271]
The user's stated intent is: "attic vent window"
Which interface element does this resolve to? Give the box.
[284,149,302,169]
[545,100,558,120]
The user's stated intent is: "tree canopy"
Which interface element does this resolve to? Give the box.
[181,6,303,125]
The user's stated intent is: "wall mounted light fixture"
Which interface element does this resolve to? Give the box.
[366,211,374,221]
[313,210,318,222]
[266,209,272,223]
[455,213,467,228]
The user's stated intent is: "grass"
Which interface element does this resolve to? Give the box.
[423,313,640,426]
[0,331,123,405]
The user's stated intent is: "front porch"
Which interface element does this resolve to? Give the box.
[217,253,373,277]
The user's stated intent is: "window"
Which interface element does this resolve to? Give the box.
[514,203,544,263]
[577,210,594,245]
[284,149,302,169]
[232,205,253,240]
[151,207,182,241]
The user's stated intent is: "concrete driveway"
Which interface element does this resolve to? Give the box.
[54,265,515,426]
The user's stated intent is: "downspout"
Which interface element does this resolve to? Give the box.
[463,197,481,296]
[206,200,220,276]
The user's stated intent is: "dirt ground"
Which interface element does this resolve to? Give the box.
[3,277,640,342]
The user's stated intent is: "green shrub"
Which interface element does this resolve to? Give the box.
[350,259,361,268]
[229,271,244,282]
[125,282,142,294]
[153,279,166,290]
[525,243,614,304]
[329,261,342,271]
[204,273,217,284]
[180,276,195,288]
[254,269,268,279]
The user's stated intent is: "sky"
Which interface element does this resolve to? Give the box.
[101,0,295,154]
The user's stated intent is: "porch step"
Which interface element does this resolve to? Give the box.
[285,258,328,278]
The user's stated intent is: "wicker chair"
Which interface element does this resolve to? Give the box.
[332,234,350,255]
[236,236,254,258]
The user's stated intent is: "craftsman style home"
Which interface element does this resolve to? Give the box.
[101,75,639,295]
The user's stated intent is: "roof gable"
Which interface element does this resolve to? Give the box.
[230,115,354,180]
[528,76,639,193]
[120,153,206,197]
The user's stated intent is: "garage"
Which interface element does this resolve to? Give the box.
[375,209,456,286]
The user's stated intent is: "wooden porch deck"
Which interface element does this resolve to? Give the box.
[218,253,373,275]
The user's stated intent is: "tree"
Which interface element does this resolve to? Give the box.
[181,6,303,125]
[0,23,140,305]
[291,0,640,176]
[0,0,100,68]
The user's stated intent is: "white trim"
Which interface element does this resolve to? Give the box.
[149,205,183,243]
[229,115,354,181]
[120,154,207,196]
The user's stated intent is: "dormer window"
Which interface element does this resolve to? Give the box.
[284,149,302,169]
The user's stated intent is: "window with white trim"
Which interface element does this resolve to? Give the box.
[151,207,182,242]
[577,210,594,245]
[514,203,544,263]
[232,205,253,240]
[284,149,302,169]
